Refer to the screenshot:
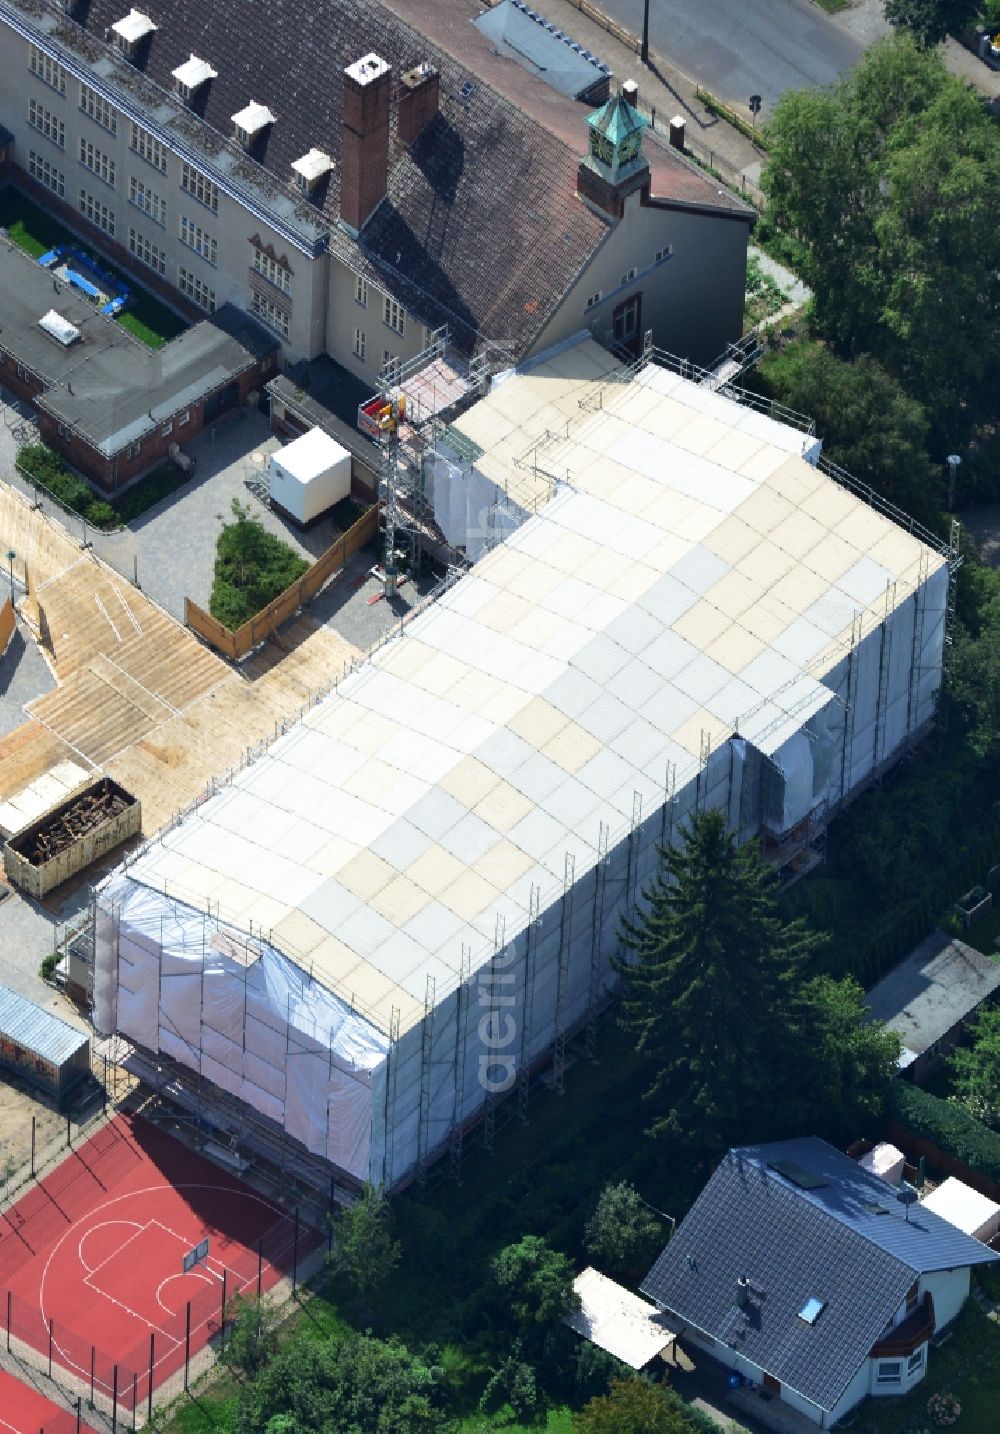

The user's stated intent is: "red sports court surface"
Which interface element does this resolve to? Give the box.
[0,1369,96,1433]
[0,1115,318,1412]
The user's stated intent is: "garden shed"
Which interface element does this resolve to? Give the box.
[922,1177,1000,1245]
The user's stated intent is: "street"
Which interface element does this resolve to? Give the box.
[599,0,864,115]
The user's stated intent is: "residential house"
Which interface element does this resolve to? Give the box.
[641,1137,999,1428]
[0,0,753,388]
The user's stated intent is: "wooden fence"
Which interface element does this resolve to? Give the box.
[0,595,14,659]
[185,503,379,661]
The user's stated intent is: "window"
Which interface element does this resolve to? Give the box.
[79,83,116,135]
[178,266,215,312]
[28,151,65,198]
[28,45,67,95]
[907,1349,924,1375]
[16,364,32,383]
[177,410,190,426]
[28,99,64,149]
[181,162,219,214]
[797,1297,826,1325]
[584,291,602,311]
[381,350,401,383]
[875,1362,902,1386]
[126,441,141,459]
[250,291,290,339]
[655,244,673,263]
[79,138,115,188]
[383,295,405,335]
[128,226,166,276]
[129,176,166,226]
[353,328,366,361]
[252,247,290,295]
[618,267,638,287]
[78,189,115,236]
[130,122,167,174]
[180,216,217,265]
[355,275,368,307]
[613,295,640,345]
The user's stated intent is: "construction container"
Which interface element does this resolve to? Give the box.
[3,777,140,898]
[0,983,90,1101]
[268,427,351,526]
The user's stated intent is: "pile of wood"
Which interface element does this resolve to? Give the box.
[20,783,130,866]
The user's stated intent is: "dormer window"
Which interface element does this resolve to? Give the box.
[111,9,156,60]
[291,148,333,195]
[172,55,217,105]
[231,102,275,151]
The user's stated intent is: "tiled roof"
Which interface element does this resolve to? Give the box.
[641,1139,999,1412]
[60,0,612,352]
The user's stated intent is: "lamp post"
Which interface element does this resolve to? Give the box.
[641,0,650,65]
[5,548,14,603]
[946,454,961,511]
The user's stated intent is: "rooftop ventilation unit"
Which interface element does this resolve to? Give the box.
[231,101,276,149]
[111,8,156,58]
[171,54,217,103]
[38,310,81,347]
[291,147,333,194]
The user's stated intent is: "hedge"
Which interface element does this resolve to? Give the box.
[887,1080,1000,1187]
[18,443,117,529]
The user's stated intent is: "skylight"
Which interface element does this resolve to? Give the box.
[798,1297,826,1325]
[766,1159,828,1191]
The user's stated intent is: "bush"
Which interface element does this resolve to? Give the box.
[18,444,120,531]
[209,499,310,631]
[887,1081,1000,1184]
[39,952,59,983]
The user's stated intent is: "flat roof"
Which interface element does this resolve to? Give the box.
[866,930,1000,1055]
[273,427,349,483]
[111,336,945,1036]
[565,1267,674,1368]
[0,241,278,455]
[0,983,90,1067]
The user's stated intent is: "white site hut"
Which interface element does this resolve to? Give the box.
[922,1177,1000,1244]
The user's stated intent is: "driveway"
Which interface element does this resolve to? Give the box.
[597,0,863,116]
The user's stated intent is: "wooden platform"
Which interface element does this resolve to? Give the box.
[0,493,359,839]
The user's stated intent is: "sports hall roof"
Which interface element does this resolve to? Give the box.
[115,337,946,1037]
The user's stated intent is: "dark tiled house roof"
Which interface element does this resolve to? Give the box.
[61,0,619,351]
[641,1138,999,1413]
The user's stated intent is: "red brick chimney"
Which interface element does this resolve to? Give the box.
[398,62,440,147]
[340,53,391,233]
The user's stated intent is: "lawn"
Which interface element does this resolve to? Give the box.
[850,1299,1000,1434]
[0,186,187,349]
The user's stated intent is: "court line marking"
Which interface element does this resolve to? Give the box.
[77,1218,144,1276]
[38,1180,291,1389]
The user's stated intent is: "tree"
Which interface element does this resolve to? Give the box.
[884,0,981,48]
[210,498,309,630]
[615,810,825,1151]
[948,565,1000,756]
[327,1183,401,1298]
[759,342,939,522]
[237,1332,443,1434]
[490,1236,580,1344]
[763,36,1000,433]
[950,1005,1000,1129]
[220,1296,281,1377]
[790,975,901,1141]
[584,1181,663,1281]
[575,1377,704,1434]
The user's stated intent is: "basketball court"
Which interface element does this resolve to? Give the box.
[0,1368,95,1433]
[0,1114,319,1413]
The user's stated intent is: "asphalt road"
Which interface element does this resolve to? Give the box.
[604,0,864,115]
